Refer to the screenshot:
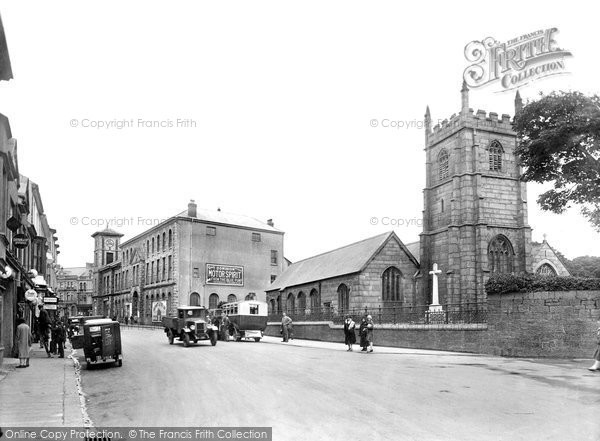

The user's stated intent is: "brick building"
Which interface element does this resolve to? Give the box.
[266,232,419,313]
[92,201,286,324]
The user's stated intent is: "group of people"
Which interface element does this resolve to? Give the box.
[343,315,374,353]
[15,304,68,368]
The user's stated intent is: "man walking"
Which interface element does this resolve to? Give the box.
[55,321,66,358]
[38,305,51,357]
[281,312,293,342]
[365,315,374,353]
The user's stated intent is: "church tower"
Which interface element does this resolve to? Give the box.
[419,83,532,306]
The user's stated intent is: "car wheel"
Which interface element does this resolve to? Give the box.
[182,333,190,347]
[210,333,218,346]
[167,329,174,345]
[254,338,261,342]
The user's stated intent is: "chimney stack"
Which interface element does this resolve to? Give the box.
[267,219,274,227]
[188,200,197,218]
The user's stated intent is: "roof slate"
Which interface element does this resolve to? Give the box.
[267,231,403,291]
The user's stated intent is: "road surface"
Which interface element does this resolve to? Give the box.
[77,327,600,441]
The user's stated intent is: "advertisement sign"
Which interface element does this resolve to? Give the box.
[44,304,57,310]
[152,300,167,323]
[206,264,244,286]
[43,296,58,303]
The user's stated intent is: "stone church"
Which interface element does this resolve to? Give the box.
[267,83,569,312]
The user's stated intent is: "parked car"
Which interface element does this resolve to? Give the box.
[161,306,218,347]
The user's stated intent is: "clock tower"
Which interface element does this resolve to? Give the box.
[91,228,124,267]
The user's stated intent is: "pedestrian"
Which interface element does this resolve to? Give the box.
[359,317,368,351]
[131,315,136,324]
[125,316,129,325]
[15,317,33,368]
[365,315,374,353]
[343,315,356,351]
[54,321,66,358]
[588,318,600,371]
[281,312,293,342]
[50,321,58,354]
[38,305,52,357]
[221,314,230,341]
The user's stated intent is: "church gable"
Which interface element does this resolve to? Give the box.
[358,235,421,307]
[532,241,570,276]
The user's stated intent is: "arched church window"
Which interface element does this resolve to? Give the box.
[297,292,306,313]
[536,263,557,276]
[309,288,319,310]
[337,284,349,313]
[286,293,295,313]
[227,294,237,303]
[489,140,503,171]
[382,266,402,302]
[488,235,514,274]
[438,149,449,181]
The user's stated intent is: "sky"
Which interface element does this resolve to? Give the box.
[0,0,599,267]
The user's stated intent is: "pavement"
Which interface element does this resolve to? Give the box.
[0,332,598,431]
[0,343,89,427]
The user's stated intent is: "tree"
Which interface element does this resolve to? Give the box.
[513,91,600,232]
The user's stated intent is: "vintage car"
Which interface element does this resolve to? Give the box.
[161,306,219,347]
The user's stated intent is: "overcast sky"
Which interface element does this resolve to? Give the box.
[1,0,599,267]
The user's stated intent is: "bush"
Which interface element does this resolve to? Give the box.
[485,273,600,295]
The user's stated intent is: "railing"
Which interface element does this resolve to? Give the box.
[267,303,487,325]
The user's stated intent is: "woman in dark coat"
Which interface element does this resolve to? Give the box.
[359,317,368,351]
[343,316,356,351]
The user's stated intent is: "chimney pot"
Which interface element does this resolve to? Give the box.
[267,219,274,227]
[188,200,197,218]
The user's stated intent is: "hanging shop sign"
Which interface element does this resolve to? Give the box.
[12,234,29,249]
[25,289,37,301]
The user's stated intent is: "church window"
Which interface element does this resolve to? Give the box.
[488,235,514,274]
[287,293,295,312]
[536,263,557,276]
[438,149,449,181]
[297,291,306,312]
[309,289,319,310]
[489,140,503,171]
[382,266,402,302]
[337,284,350,313]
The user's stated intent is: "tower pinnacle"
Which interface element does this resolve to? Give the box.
[461,80,469,114]
[515,90,523,114]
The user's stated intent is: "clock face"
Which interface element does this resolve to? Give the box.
[106,239,115,249]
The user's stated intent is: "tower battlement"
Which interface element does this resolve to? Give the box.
[424,82,520,147]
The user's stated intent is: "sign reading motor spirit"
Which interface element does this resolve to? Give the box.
[206,264,244,286]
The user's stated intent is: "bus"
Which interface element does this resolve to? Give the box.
[221,300,268,342]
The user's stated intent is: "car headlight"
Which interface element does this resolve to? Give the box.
[189,324,196,330]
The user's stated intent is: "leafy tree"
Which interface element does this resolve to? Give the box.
[513,91,600,232]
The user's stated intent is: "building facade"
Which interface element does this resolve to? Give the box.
[56,264,94,317]
[92,201,286,324]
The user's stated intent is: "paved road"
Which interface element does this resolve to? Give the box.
[78,328,599,441]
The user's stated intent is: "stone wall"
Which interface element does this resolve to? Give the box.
[266,290,600,358]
